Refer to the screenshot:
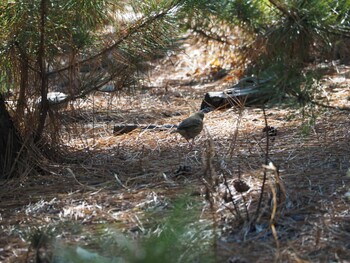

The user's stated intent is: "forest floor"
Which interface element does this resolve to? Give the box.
[1,37,350,263]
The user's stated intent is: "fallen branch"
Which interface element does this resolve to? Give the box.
[113,124,176,135]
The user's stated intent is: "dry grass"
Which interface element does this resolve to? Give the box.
[0,39,350,263]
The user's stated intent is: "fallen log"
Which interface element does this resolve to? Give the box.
[200,77,271,111]
[113,124,177,135]
[36,92,69,110]
[114,77,271,135]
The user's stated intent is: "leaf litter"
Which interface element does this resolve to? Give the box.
[0,36,350,262]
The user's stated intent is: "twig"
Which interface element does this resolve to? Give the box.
[269,182,280,249]
[191,27,230,44]
[66,168,97,190]
[114,173,129,190]
[221,172,242,220]
[311,100,350,111]
[254,106,270,221]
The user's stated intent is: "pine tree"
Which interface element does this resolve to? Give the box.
[0,0,182,178]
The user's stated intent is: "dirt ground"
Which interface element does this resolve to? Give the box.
[0,38,350,263]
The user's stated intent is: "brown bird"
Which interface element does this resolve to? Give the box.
[171,111,205,147]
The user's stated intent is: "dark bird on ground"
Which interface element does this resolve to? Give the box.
[171,111,204,147]
[262,126,277,136]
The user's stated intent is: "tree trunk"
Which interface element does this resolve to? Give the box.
[0,94,22,179]
[34,0,49,142]
[16,53,29,123]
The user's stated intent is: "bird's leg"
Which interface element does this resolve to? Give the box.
[188,139,196,150]
[186,139,193,150]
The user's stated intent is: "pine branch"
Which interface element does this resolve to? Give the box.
[311,100,350,111]
[47,3,179,77]
[191,26,229,44]
[268,0,299,21]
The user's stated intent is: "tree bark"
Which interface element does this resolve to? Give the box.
[34,0,49,142]
[0,94,22,178]
[200,77,271,110]
[16,52,29,123]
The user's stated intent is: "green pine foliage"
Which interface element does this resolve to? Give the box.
[0,0,183,142]
[20,197,215,263]
[180,0,350,104]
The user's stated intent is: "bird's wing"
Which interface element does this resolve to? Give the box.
[178,117,202,130]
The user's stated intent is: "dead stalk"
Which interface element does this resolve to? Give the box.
[221,172,242,220]
[201,130,218,262]
[255,106,270,221]
[227,106,244,159]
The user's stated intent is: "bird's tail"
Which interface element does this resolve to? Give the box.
[170,130,178,134]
